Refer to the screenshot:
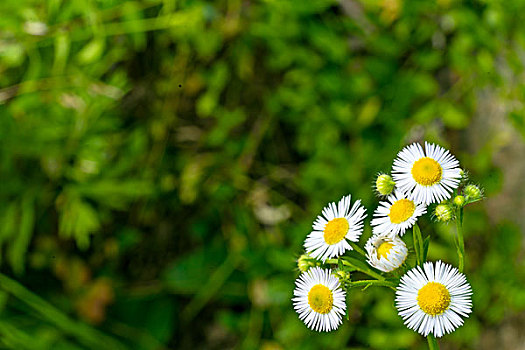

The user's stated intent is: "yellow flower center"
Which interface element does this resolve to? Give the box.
[388,199,415,224]
[417,282,451,316]
[411,157,442,186]
[377,242,394,259]
[308,284,334,314]
[323,218,349,245]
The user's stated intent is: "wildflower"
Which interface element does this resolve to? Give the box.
[297,254,317,272]
[335,269,350,283]
[365,232,408,272]
[434,203,453,222]
[459,169,469,183]
[375,173,395,196]
[395,261,472,337]
[464,184,482,201]
[304,195,367,262]
[453,195,465,207]
[292,267,347,332]
[392,142,461,205]
[371,190,427,236]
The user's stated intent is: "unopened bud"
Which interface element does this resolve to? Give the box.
[335,270,350,282]
[459,169,470,185]
[435,204,453,222]
[464,184,482,201]
[375,174,395,196]
[453,195,465,207]
[297,254,317,272]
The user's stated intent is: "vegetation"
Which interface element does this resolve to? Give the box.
[0,0,524,349]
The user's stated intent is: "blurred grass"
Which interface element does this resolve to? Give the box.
[0,0,525,349]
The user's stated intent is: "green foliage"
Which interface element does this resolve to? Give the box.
[0,0,524,349]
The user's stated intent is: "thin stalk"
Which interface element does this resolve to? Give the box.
[349,280,396,290]
[349,242,367,257]
[182,253,238,321]
[326,258,384,281]
[413,224,424,266]
[427,334,439,349]
[456,207,465,272]
[0,273,125,350]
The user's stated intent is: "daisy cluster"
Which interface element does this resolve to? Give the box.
[293,142,482,340]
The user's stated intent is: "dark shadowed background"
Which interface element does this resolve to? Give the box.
[0,0,524,349]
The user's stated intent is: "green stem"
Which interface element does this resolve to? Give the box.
[349,280,396,290]
[0,273,126,350]
[349,241,367,257]
[182,253,238,321]
[413,224,424,266]
[326,258,384,281]
[427,334,439,349]
[456,208,465,272]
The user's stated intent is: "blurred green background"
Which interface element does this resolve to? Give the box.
[1,0,525,349]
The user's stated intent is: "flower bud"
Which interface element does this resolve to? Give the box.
[375,174,395,196]
[297,254,317,272]
[335,270,350,282]
[464,184,482,201]
[453,195,465,207]
[435,204,453,222]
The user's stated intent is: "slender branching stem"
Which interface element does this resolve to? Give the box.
[456,207,465,272]
[349,280,396,290]
[325,259,384,281]
[349,241,367,257]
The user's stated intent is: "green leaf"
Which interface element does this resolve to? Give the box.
[52,31,70,75]
[413,224,424,266]
[76,38,105,65]
[341,256,383,280]
[58,194,100,249]
[0,203,18,241]
[7,194,35,275]
[422,235,431,262]
[121,2,147,50]
[76,180,154,210]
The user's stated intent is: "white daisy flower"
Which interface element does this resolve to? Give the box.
[371,190,427,236]
[392,142,462,205]
[304,195,367,262]
[365,232,408,272]
[292,267,347,332]
[396,261,473,338]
